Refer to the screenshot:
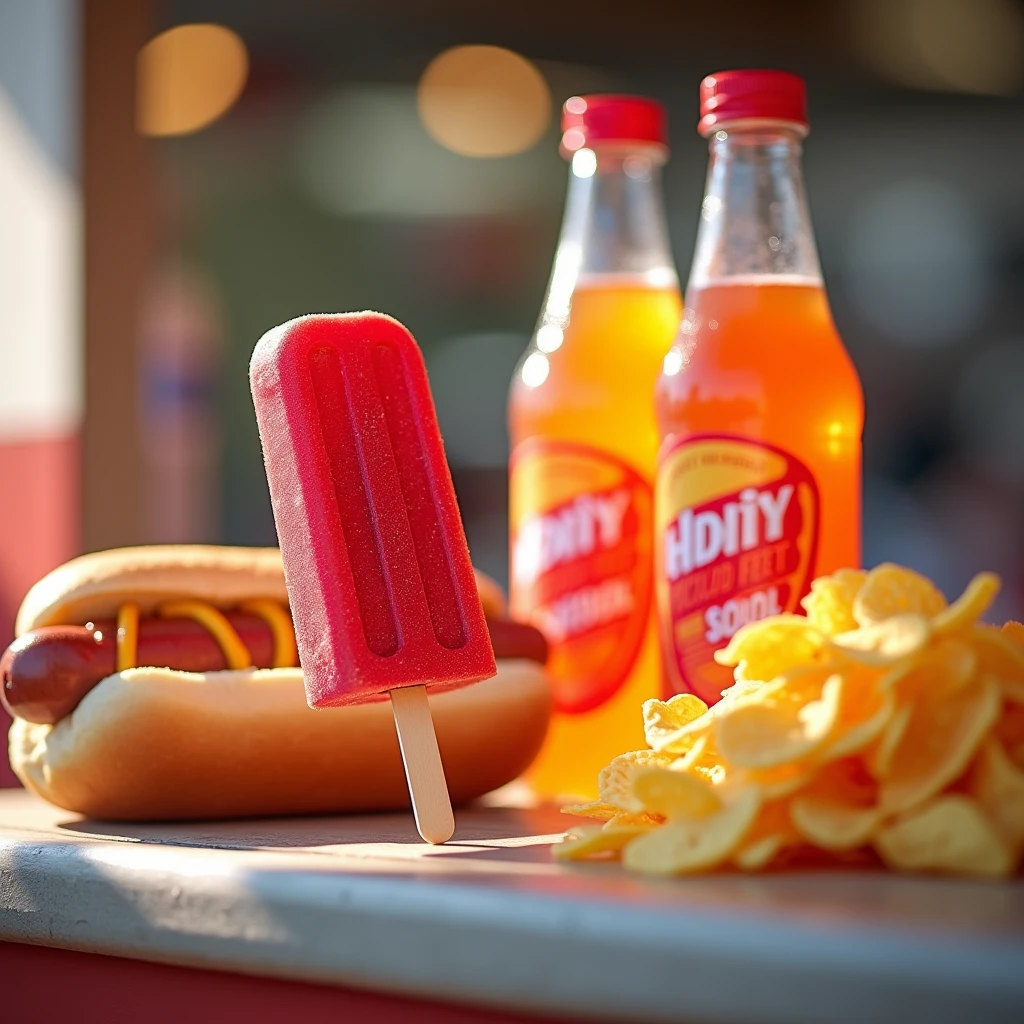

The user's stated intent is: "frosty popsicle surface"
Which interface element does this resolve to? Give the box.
[250,313,496,706]
[250,313,496,843]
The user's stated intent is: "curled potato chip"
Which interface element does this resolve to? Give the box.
[794,761,876,815]
[670,732,712,771]
[801,568,866,636]
[882,638,977,703]
[972,625,1024,697]
[803,755,878,804]
[880,675,1001,815]
[623,789,762,875]
[719,678,768,701]
[791,796,880,850]
[853,563,947,627]
[924,639,976,692]
[672,734,730,787]
[969,739,1024,854]
[977,628,1024,699]
[553,824,651,861]
[741,761,815,800]
[561,801,619,821]
[645,715,714,757]
[995,705,1024,770]
[733,834,788,871]
[1003,679,1024,705]
[733,799,800,870]
[605,810,665,829]
[866,703,913,780]
[823,668,895,761]
[829,613,930,667]
[714,615,825,681]
[716,673,842,770]
[690,764,729,788]
[745,662,837,708]
[642,694,709,753]
[932,572,1000,636]
[632,767,721,819]
[1002,621,1024,649]
[874,795,1013,878]
[598,749,675,811]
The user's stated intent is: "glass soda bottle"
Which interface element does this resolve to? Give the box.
[654,71,863,706]
[509,95,681,798]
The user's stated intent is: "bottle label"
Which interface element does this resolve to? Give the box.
[655,435,819,705]
[509,440,653,714]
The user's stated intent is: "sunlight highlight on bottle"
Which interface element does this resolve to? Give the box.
[510,96,681,799]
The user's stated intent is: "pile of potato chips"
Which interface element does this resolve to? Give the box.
[554,565,1024,878]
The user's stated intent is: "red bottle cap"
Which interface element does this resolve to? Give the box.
[698,70,808,136]
[561,95,667,155]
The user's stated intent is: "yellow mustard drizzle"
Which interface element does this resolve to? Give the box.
[239,598,298,668]
[116,602,140,671]
[157,600,252,670]
[113,599,297,670]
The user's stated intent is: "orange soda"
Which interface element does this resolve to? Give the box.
[509,96,681,798]
[654,71,863,706]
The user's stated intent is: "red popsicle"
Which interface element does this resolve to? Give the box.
[250,313,496,843]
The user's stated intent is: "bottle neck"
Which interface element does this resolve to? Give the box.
[687,122,822,291]
[541,145,677,326]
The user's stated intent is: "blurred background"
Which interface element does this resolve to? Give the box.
[1,0,1023,779]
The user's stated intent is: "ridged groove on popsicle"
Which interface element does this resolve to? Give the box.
[373,343,466,652]
[309,345,400,658]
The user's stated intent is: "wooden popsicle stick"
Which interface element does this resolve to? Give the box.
[389,684,455,844]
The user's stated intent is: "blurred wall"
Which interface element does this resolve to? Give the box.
[0,0,81,785]
[82,0,155,553]
[0,0,157,787]
[152,0,1023,623]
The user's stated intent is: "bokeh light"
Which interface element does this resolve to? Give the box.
[137,24,249,137]
[849,0,1024,96]
[535,325,563,353]
[296,86,550,219]
[520,352,550,388]
[662,349,684,377]
[571,148,597,178]
[417,45,551,158]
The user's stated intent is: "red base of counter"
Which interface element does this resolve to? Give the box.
[0,941,570,1023]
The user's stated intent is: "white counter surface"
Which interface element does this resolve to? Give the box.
[1,789,1022,1023]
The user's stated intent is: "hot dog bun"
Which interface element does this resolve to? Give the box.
[7,545,551,820]
[15,545,289,634]
[10,662,550,820]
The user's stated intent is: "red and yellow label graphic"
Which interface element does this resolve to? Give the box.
[655,435,819,706]
[510,440,653,715]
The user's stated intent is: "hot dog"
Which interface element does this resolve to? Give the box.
[6,545,552,821]
[2,613,547,725]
